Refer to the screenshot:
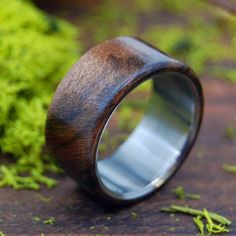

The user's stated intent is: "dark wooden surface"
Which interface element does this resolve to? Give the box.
[0,76,235,235]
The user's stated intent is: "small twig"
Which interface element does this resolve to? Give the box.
[161,205,231,225]
[172,186,201,200]
[193,216,205,236]
[43,217,55,225]
[0,231,5,236]
[223,164,236,174]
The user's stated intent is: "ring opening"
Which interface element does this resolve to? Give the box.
[96,72,201,200]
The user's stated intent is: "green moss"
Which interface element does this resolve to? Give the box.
[2,0,235,190]
[193,216,204,236]
[161,205,231,235]
[223,164,236,174]
[43,217,55,225]
[131,211,138,220]
[161,205,231,225]
[203,208,230,234]
[225,125,236,142]
[0,0,80,189]
[172,186,201,200]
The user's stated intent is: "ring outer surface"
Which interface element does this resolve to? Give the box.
[45,36,204,205]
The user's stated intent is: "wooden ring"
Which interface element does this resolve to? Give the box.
[46,36,204,205]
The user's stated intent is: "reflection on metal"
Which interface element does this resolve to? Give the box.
[97,72,201,200]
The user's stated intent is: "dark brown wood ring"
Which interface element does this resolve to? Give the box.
[46,36,204,205]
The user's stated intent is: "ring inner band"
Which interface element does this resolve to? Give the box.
[96,71,200,200]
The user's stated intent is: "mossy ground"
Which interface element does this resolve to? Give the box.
[0,0,236,190]
[0,0,80,189]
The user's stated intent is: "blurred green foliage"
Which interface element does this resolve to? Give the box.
[0,0,79,189]
[80,0,236,82]
[84,0,236,156]
[1,0,236,190]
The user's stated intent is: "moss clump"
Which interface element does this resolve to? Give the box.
[0,0,80,189]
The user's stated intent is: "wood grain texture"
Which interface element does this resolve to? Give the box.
[0,77,235,235]
[46,36,203,204]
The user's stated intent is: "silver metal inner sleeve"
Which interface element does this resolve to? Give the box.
[96,71,201,200]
